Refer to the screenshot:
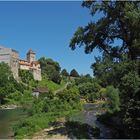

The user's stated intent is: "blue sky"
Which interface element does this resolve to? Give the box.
[0,1,101,75]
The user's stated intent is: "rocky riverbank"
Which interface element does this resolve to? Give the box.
[31,126,69,139]
[30,118,69,139]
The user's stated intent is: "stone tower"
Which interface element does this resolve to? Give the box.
[0,46,19,80]
[27,49,35,63]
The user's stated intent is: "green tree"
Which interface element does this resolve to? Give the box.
[70,69,79,77]
[0,62,12,86]
[70,1,140,60]
[50,70,61,84]
[39,57,61,74]
[69,1,140,138]
[0,62,13,104]
[0,62,26,104]
[75,74,93,85]
[121,71,140,100]
[38,57,61,83]
[61,69,69,77]
[105,86,120,113]
[78,82,101,102]
[19,70,34,84]
[123,99,140,138]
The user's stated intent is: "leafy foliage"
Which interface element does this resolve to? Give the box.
[13,86,82,138]
[123,99,140,138]
[70,69,79,77]
[19,70,34,84]
[105,86,120,113]
[78,82,101,102]
[75,74,93,85]
[0,62,25,104]
[70,1,140,138]
[0,62,12,86]
[70,1,140,60]
[37,78,65,92]
[61,69,69,77]
[38,57,61,84]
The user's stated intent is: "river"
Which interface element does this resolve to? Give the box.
[83,103,113,138]
[0,104,115,139]
[0,108,26,139]
[66,103,114,139]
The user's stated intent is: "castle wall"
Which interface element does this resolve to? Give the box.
[0,47,11,65]
[0,47,19,79]
[31,69,42,81]
[10,50,19,79]
[20,65,30,70]
[0,46,42,81]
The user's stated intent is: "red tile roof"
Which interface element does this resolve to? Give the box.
[19,60,31,66]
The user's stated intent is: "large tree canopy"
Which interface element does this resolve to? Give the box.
[70,69,79,77]
[61,69,69,77]
[70,1,140,60]
[38,57,61,84]
[69,1,140,138]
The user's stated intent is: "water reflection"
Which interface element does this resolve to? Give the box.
[0,108,26,139]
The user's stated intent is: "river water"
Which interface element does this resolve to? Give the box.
[68,103,114,139]
[84,104,122,139]
[0,104,114,139]
[83,103,113,138]
[0,108,26,139]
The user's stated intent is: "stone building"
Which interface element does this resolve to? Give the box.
[0,46,19,79]
[19,49,42,81]
[0,46,42,81]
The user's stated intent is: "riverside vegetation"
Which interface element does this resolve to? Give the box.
[69,1,140,138]
[0,57,120,139]
[0,1,140,139]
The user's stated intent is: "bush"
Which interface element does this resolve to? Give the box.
[13,84,82,138]
[78,82,101,102]
[19,70,34,84]
[123,99,140,138]
[105,86,120,113]
[13,113,55,139]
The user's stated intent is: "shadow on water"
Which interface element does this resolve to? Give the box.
[0,108,26,139]
[48,119,100,139]
[65,121,100,139]
[67,103,115,139]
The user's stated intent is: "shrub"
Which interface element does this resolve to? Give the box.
[105,86,120,113]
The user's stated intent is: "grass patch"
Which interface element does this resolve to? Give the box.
[38,79,65,92]
[13,110,80,139]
